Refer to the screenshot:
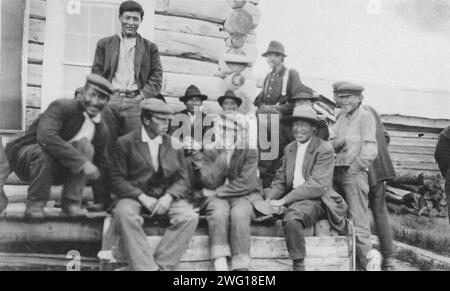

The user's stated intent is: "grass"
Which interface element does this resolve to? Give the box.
[389,214,450,258]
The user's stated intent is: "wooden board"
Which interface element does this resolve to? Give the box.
[0,253,99,270]
[155,0,233,24]
[134,236,350,262]
[388,130,438,140]
[390,153,437,164]
[4,185,94,204]
[27,64,43,87]
[156,30,257,63]
[161,56,219,76]
[28,43,44,64]
[389,137,438,148]
[388,145,435,155]
[392,161,440,171]
[174,258,351,271]
[25,108,41,129]
[26,86,42,108]
[28,18,46,44]
[30,0,47,20]
[155,14,227,39]
[394,169,442,180]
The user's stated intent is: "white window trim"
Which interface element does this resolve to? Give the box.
[41,0,155,111]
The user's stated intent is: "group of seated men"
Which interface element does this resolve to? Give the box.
[1,1,397,271]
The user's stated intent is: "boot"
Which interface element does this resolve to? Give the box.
[24,203,46,219]
[381,257,396,271]
[62,202,86,217]
[0,189,8,213]
[87,203,106,213]
[214,257,229,271]
[293,259,305,271]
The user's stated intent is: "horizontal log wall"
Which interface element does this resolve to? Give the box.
[25,0,46,129]
[385,124,442,181]
[155,0,259,114]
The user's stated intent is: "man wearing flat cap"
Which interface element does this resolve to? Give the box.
[5,75,113,218]
[92,0,163,142]
[110,98,198,271]
[332,81,396,270]
[330,83,378,270]
[264,106,347,271]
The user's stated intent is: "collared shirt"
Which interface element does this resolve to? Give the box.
[69,112,101,143]
[293,139,311,188]
[330,107,378,170]
[141,128,163,171]
[255,66,302,107]
[112,33,138,91]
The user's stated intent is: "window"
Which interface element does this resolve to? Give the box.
[62,0,120,98]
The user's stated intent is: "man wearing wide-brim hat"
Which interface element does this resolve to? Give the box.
[5,74,114,218]
[218,90,243,112]
[110,98,199,271]
[263,105,348,271]
[254,40,305,189]
[172,85,211,148]
[290,90,330,141]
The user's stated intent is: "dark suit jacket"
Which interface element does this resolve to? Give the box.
[216,149,262,202]
[91,34,163,99]
[170,110,213,143]
[111,129,190,201]
[363,105,396,186]
[5,99,110,174]
[266,136,348,232]
[435,126,450,177]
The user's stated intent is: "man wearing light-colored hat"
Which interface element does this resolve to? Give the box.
[199,112,262,271]
[110,98,199,271]
[332,81,396,270]
[264,106,347,271]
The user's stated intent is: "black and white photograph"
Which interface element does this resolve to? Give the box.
[0,0,449,274]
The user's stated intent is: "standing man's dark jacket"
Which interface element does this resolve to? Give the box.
[5,99,110,174]
[111,129,190,201]
[92,34,163,99]
[363,105,396,186]
[435,126,450,178]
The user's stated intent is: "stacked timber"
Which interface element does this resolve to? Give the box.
[155,0,261,114]
[25,0,47,128]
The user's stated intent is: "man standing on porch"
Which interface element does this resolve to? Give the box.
[92,0,163,142]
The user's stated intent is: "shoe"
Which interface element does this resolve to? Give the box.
[214,257,229,271]
[24,205,45,219]
[366,249,382,271]
[87,203,106,213]
[293,259,305,271]
[0,189,8,213]
[62,203,86,217]
[382,257,396,271]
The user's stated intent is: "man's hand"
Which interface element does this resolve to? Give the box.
[263,189,272,201]
[332,138,346,152]
[203,188,217,198]
[138,194,158,213]
[81,161,100,181]
[152,194,174,216]
[269,199,287,208]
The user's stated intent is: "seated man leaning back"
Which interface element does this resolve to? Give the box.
[263,105,348,271]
